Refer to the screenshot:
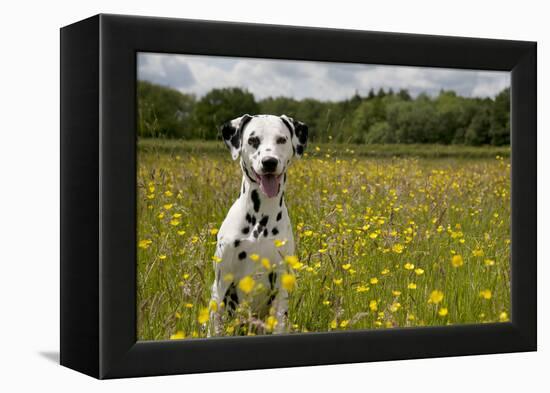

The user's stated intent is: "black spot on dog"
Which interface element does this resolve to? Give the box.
[251,215,256,225]
[272,227,279,235]
[284,172,287,183]
[246,213,252,223]
[266,148,272,152]
[279,192,284,207]
[296,144,304,156]
[251,190,261,212]
[242,227,250,234]
[224,283,239,315]
[253,230,259,238]
[280,117,294,138]
[263,228,268,237]
[268,271,278,289]
[242,162,257,183]
[238,251,247,260]
[259,216,269,226]
[234,240,240,247]
[242,183,246,194]
[276,211,282,221]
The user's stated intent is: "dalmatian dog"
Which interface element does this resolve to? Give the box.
[209,114,308,336]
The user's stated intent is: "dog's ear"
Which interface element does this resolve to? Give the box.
[280,114,309,158]
[220,114,253,160]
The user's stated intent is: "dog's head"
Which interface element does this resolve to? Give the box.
[221,114,308,198]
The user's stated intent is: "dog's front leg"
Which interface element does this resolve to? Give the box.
[272,290,289,334]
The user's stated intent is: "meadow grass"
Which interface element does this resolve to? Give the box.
[137,139,510,340]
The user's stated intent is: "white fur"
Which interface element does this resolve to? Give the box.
[209,114,306,336]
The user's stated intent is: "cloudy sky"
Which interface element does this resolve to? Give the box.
[138,52,510,101]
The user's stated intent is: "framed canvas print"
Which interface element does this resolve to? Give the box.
[60,14,536,379]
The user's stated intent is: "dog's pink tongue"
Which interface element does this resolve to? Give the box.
[259,175,280,198]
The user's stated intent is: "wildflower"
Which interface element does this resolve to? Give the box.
[333,278,343,285]
[330,319,337,329]
[472,248,484,257]
[177,230,186,236]
[261,258,271,270]
[138,239,152,249]
[451,254,464,268]
[392,244,404,254]
[238,276,256,294]
[163,203,173,210]
[175,312,182,319]
[274,239,287,247]
[479,289,492,300]
[414,268,425,276]
[342,263,351,270]
[369,232,378,239]
[340,320,350,328]
[184,303,193,308]
[211,255,222,263]
[159,254,167,260]
[438,307,449,317]
[198,307,209,324]
[303,230,313,237]
[318,248,328,254]
[428,290,444,304]
[381,268,390,275]
[285,255,302,269]
[249,253,260,261]
[484,259,495,266]
[266,316,278,332]
[170,219,180,226]
[499,312,509,322]
[170,331,185,340]
[369,300,378,312]
[209,300,218,312]
[210,228,219,236]
[356,285,369,293]
[281,273,296,292]
[392,290,401,296]
[404,262,414,270]
[408,283,417,290]
[164,190,173,197]
[322,300,331,305]
[390,302,401,312]
[369,277,379,285]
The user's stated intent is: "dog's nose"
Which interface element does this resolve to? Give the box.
[261,157,278,173]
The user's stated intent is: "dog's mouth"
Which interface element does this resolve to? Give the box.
[256,173,282,198]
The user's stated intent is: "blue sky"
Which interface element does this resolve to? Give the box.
[138,52,510,101]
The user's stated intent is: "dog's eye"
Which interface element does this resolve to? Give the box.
[247,137,260,148]
[276,137,287,144]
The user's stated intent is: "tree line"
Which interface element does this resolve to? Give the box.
[137,80,510,145]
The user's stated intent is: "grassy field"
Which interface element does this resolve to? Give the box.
[137,139,511,341]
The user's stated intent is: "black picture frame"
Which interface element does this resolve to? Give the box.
[60,14,536,379]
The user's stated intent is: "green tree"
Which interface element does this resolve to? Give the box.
[489,88,510,145]
[192,88,259,139]
[137,81,196,138]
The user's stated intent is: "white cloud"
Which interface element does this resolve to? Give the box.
[137,52,510,101]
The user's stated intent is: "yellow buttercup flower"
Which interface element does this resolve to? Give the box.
[274,239,287,247]
[484,259,495,266]
[250,253,260,261]
[238,276,256,294]
[339,320,349,328]
[198,307,209,324]
[408,282,417,290]
[428,290,444,304]
[369,277,379,285]
[499,311,509,322]
[266,316,278,332]
[404,262,414,270]
[438,307,448,317]
[211,255,222,263]
[414,268,424,275]
[333,278,343,285]
[170,331,185,340]
[281,273,296,292]
[479,289,492,300]
[392,244,404,254]
[210,228,219,236]
[330,319,337,329]
[342,263,351,270]
[163,203,173,210]
[138,239,152,249]
[158,254,167,260]
[472,248,484,257]
[369,300,378,312]
[451,254,464,267]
